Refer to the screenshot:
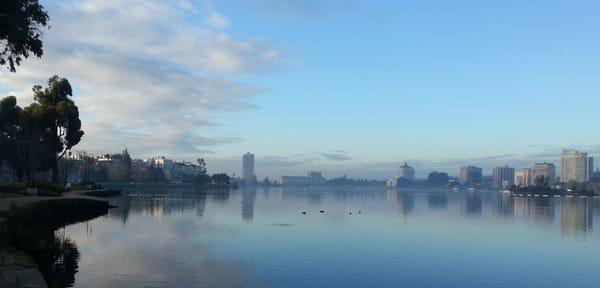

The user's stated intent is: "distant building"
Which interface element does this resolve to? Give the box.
[515,169,532,187]
[531,162,556,184]
[492,166,514,189]
[459,166,482,186]
[386,162,416,187]
[147,156,205,184]
[588,157,594,182]
[93,150,132,183]
[396,162,416,180]
[242,153,256,185]
[168,161,205,184]
[151,156,174,171]
[275,171,326,186]
[561,150,591,183]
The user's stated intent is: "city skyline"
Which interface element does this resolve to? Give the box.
[72,148,597,181]
[1,0,600,179]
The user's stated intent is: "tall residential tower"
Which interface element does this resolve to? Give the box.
[242,152,255,184]
[561,150,592,183]
[493,166,515,189]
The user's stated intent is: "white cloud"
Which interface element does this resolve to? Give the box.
[0,0,282,159]
[205,12,231,29]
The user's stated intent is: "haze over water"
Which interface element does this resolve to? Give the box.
[58,186,600,288]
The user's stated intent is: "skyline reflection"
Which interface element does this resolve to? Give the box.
[60,186,600,287]
[102,186,599,236]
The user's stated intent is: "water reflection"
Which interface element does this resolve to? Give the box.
[58,186,600,288]
[561,198,593,235]
[427,194,448,210]
[102,188,600,237]
[241,187,256,222]
[387,190,415,215]
[41,232,81,288]
[459,193,482,216]
[494,195,514,217]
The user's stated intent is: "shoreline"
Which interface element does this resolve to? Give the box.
[0,193,112,288]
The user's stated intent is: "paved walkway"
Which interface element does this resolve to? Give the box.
[0,190,108,212]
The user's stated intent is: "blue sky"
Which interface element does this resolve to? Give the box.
[1,0,599,179]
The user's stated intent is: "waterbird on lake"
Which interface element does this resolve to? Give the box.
[320,210,325,213]
[302,212,307,215]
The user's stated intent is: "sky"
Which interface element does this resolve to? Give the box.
[1,0,599,179]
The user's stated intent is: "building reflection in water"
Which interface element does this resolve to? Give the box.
[561,198,593,235]
[459,193,482,216]
[387,190,415,216]
[427,194,448,210]
[494,194,514,218]
[241,187,257,222]
[106,190,218,224]
[309,190,322,205]
[512,197,555,223]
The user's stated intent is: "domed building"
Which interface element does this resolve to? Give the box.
[387,162,416,187]
[396,162,416,180]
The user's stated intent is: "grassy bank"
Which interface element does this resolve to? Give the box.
[0,181,66,197]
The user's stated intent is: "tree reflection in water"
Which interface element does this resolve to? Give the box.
[36,232,81,288]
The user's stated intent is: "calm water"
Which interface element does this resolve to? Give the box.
[58,186,600,288]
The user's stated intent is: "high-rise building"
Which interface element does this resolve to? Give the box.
[515,169,532,187]
[493,166,515,189]
[588,157,594,182]
[242,152,255,184]
[459,166,482,185]
[561,150,590,183]
[531,162,556,184]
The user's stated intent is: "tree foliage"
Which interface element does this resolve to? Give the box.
[0,0,49,72]
[0,96,22,162]
[32,76,84,181]
[211,173,231,185]
[0,76,83,184]
[427,171,449,187]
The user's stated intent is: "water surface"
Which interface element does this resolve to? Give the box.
[60,186,600,287]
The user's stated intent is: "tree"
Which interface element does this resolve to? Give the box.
[0,96,21,162]
[0,76,84,185]
[534,176,549,188]
[0,0,50,72]
[142,164,167,183]
[427,171,449,187]
[211,173,230,185]
[0,96,25,180]
[192,173,211,186]
[32,76,84,182]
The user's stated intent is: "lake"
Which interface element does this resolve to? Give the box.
[56,186,600,287]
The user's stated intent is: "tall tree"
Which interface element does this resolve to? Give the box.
[0,0,49,72]
[19,101,53,184]
[32,76,84,182]
[0,96,24,179]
